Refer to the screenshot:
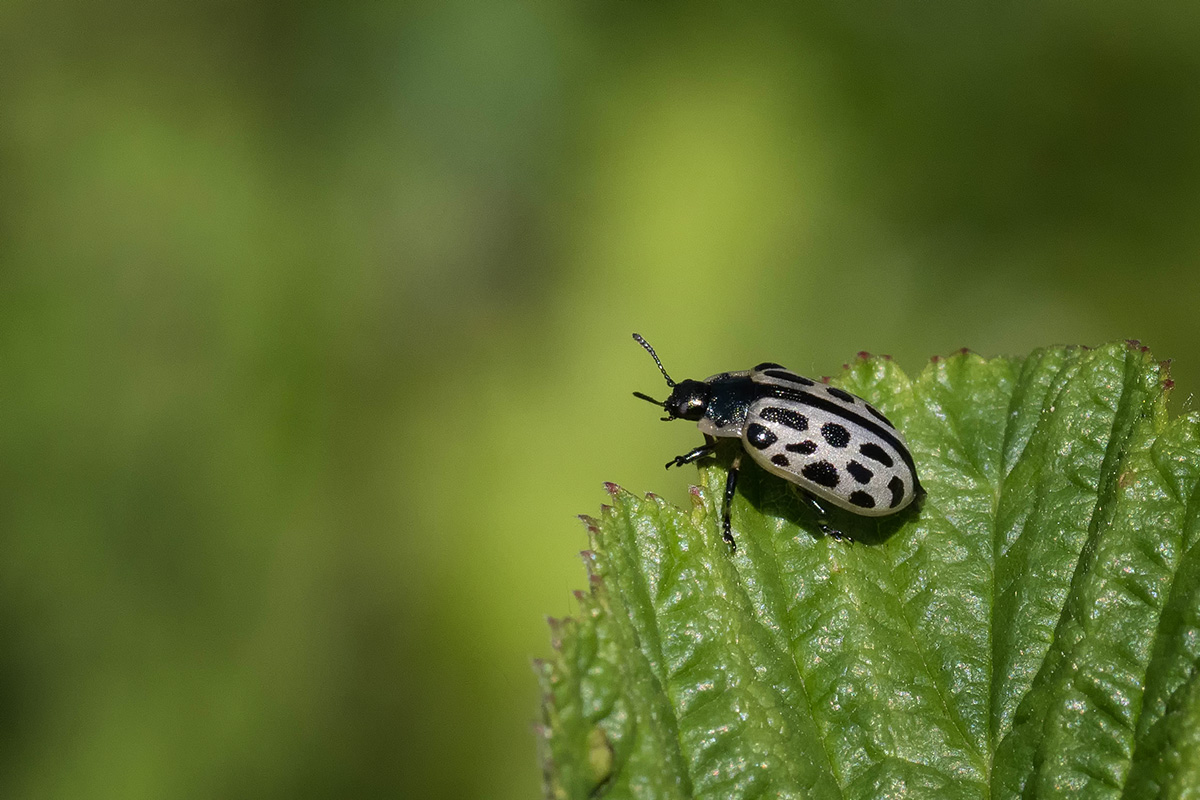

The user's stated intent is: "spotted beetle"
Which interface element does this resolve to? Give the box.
[632,333,923,549]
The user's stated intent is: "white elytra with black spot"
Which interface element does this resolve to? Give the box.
[697,365,919,516]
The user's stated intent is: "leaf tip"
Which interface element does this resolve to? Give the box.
[1125,337,1151,354]
[578,515,600,533]
[546,616,570,649]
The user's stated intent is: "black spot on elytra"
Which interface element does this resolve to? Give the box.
[754,362,784,371]
[849,490,876,509]
[827,386,856,403]
[846,461,873,484]
[764,369,815,387]
[888,475,905,508]
[759,407,807,431]
[859,442,894,467]
[746,423,777,449]
[821,422,850,448]
[786,440,818,455]
[801,460,839,488]
[770,454,789,468]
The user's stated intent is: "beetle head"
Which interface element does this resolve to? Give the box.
[631,333,709,421]
[661,379,710,421]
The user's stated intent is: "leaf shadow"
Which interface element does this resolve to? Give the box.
[724,453,915,547]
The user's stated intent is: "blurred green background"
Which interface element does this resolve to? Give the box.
[4,2,1200,798]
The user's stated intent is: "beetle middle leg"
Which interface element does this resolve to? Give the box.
[721,453,741,551]
[798,490,847,541]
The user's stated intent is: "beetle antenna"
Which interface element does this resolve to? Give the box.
[632,391,664,406]
[631,333,675,387]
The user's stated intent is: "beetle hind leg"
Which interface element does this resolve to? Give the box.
[797,490,847,541]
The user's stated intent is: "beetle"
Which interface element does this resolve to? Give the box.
[631,333,922,549]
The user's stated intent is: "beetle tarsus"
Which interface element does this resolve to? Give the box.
[823,524,850,541]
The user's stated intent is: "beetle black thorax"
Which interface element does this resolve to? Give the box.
[699,372,759,430]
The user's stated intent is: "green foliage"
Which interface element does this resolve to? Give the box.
[537,341,1200,799]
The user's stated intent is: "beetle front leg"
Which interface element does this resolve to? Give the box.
[721,453,741,551]
[798,490,847,540]
[665,442,717,470]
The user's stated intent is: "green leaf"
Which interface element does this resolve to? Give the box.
[538,342,1200,799]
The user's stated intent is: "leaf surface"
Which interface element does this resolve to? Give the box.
[539,342,1200,799]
